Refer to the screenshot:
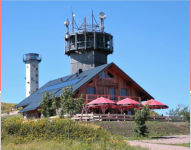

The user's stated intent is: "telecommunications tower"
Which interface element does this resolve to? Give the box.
[64,11,114,74]
[23,53,41,97]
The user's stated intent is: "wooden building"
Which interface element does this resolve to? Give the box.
[15,62,153,118]
[15,12,154,118]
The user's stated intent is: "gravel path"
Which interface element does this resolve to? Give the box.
[128,135,190,150]
[1,110,20,117]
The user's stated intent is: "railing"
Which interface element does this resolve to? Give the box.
[22,114,184,123]
[85,94,141,104]
[23,54,42,62]
[73,113,185,122]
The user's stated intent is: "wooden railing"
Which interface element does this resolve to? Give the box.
[23,114,184,123]
[73,113,184,122]
[85,94,141,104]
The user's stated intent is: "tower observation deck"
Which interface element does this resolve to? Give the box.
[64,11,113,74]
[23,53,42,97]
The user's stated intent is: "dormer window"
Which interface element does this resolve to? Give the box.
[100,71,105,78]
[107,71,114,78]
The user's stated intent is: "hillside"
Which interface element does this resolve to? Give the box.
[94,121,190,137]
[1,102,22,114]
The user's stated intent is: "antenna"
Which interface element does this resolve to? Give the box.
[99,12,106,32]
[92,10,93,31]
[72,6,74,33]
[64,19,70,36]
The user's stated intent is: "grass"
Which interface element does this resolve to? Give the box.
[93,121,190,138]
[1,118,149,150]
[1,139,149,150]
[1,113,23,122]
[2,117,189,150]
[172,142,190,147]
[149,142,190,148]
[1,102,22,114]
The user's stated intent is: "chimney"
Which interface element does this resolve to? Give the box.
[76,68,82,76]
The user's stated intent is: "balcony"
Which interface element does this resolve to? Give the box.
[23,53,42,63]
[85,94,141,104]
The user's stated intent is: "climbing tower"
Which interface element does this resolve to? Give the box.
[23,53,41,97]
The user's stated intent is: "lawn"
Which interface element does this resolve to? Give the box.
[1,113,23,122]
[173,142,190,147]
[93,121,190,138]
[1,140,148,150]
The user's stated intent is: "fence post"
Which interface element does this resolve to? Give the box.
[124,113,125,121]
[167,115,169,122]
[109,112,110,121]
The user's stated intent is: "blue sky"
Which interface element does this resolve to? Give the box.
[1,1,190,115]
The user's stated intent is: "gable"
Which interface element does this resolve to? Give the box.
[77,63,153,101]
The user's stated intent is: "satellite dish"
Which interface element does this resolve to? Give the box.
[64,20,69,27]
[99,12,106,19]
[101,25,105,30]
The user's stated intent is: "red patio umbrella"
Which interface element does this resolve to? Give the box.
[142,99,168,109]
[88,97,116,105]
[116,98,140,114]
[87,97,116,114]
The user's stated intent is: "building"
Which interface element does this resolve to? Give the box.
[15,11,154,118]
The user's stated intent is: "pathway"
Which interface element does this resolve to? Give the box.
[128,135,190,150]
[1,110,20,117]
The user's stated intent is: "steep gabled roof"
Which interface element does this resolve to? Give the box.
[16,62,154,113]
[16,63,112,113]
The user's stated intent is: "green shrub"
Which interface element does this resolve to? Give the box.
[134,104,150,137]
[1,117,132,150]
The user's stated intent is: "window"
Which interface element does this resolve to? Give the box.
[36,81,38,84]
[36,74,38,77]
[86,87,95,94]
[121,89,127,96]
[128,111,132,115]
[100,71,105,78]
[36,68,38,70]
[110,88,115,101]
[107,71,114,78]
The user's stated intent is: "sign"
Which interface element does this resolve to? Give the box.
[97,79,118,87]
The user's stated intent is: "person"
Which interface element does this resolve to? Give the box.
[12,108,14,112]
[10,108,12,112]
[41,114,43,118]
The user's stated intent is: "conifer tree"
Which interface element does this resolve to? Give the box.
[134,103,150,137]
